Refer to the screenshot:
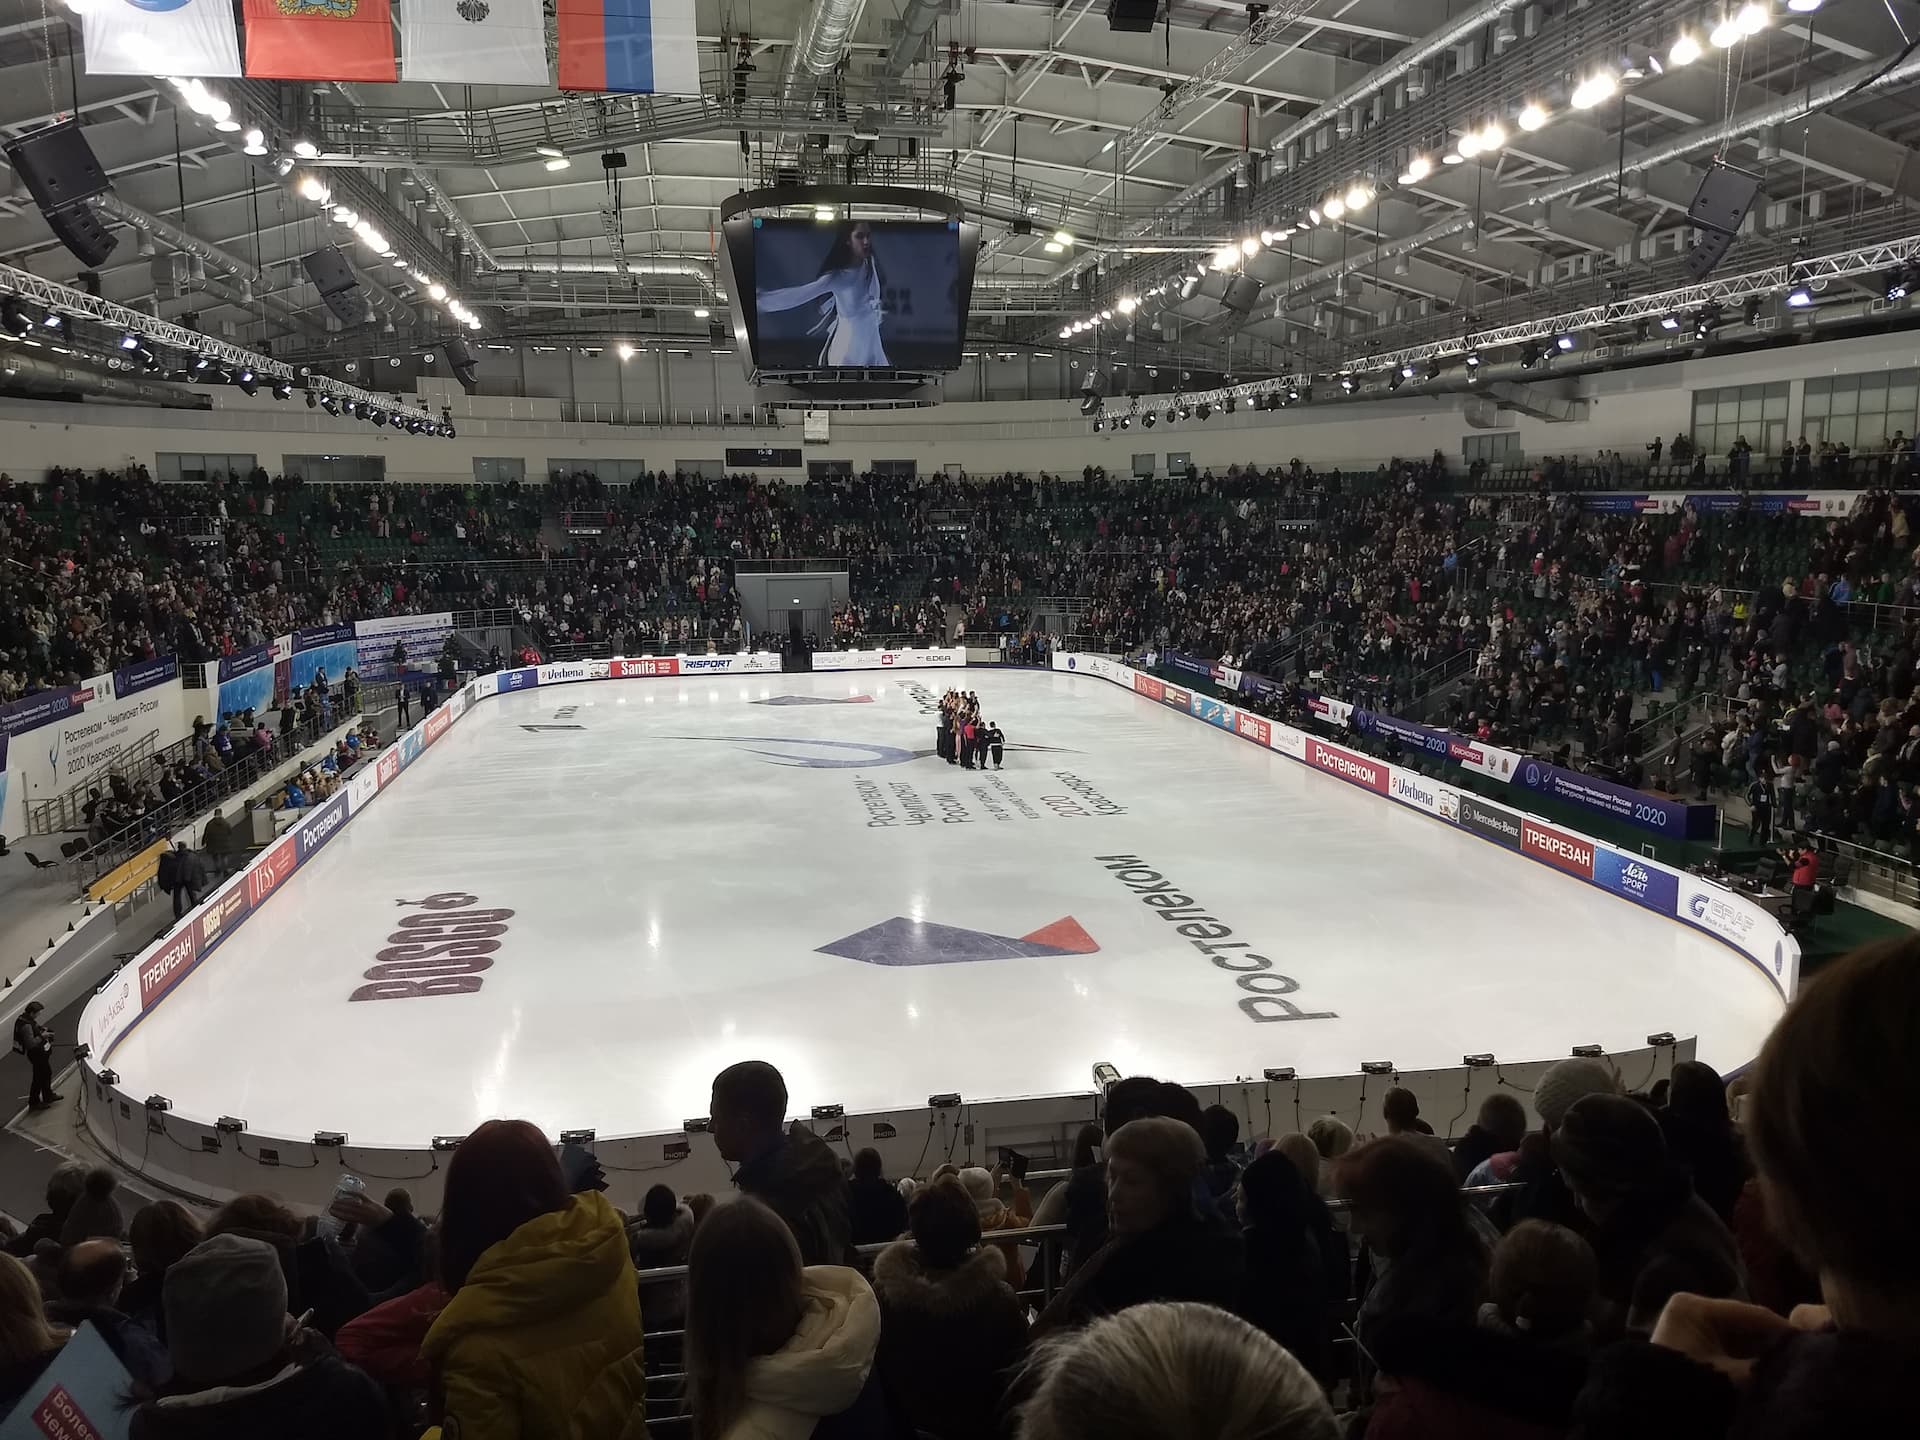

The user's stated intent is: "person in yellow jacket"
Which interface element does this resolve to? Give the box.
[418,1120,649,1440]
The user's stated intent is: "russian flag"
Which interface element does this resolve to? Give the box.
[558,0,700,95]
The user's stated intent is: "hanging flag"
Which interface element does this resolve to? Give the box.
[557,0,699,96]
[403,0,550,85]
[243,0,397,82]
[83,0,243,78]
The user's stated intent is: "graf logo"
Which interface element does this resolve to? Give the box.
[1688,893,1711,919]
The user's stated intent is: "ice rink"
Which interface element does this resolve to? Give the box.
[105,669,1786,1146]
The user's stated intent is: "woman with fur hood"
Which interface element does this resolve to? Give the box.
[872,1178,1030,1440]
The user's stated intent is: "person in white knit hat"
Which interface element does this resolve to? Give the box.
[1465,1055,1620,1229]
[957,1165,1034,1289]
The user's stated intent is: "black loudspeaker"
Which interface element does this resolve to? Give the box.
[441,336,480,394]
[2,122,119,267]
[4,122,111,213]
[1106,0,1158,31]
[303,246,371,326]
[46,204,119,268]
[1222,273,1264,314]
[1683,162,1762,282]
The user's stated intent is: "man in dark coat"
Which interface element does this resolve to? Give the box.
[165,842,209,919]
[848,1147,909,1248]
[711,1059,853,1265]
[11,1001,58,1110]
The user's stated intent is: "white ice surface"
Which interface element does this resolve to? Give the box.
[104,670,1784,1145]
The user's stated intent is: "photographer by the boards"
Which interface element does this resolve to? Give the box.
[11,1000,60,1111]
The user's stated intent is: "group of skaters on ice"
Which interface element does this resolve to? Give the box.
[936,691,1005,769]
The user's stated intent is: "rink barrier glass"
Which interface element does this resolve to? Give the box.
[72,648,1741,1210]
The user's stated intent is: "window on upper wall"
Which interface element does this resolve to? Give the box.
[548,459,648,484]
[156,453,258,483]
[1132,452,1156,478]
[1166,452,1192,475]
[1689,382,1788,458]
[282,454,386,486]
[473,457,525,485]
[1461,432,1520,464]
[1801,370,1920,452]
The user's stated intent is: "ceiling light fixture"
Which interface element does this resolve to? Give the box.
[1344,182,1374,210]
[1786,283,1814,307]
[1442,150,1463,165]
[536,145,565,158]
[1735,2,1768,35]
[1479,121,1507,151]
[1399,154,1433,184]
[292,138,319,158]
[1053,230,1074,246]
[1517,102,1548,131]
[1571,69,1618,108]
[1323,195,1347,220]
[1710,16,1740,46]
[1670,30,1703,65]
[543,157,571,171]
[1458,131,1484,159]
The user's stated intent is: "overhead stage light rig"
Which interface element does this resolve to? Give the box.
[0,262,443,428]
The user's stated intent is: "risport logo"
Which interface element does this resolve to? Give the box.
[751,694,876,706]
[298,794,350,859]
[1307,739,1387,794]
[247,834,297,907]
[820,914,1098,967]
[1522,819,1595,879]
[140,924,199,1008]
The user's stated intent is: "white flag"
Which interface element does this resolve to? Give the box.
[83,0,242,78]
[403,0,550,85]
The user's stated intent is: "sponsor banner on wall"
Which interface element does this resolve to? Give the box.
[0,684,91,739]
[1133,674,1165,702]
[1306,738,1389,794]
[1510,755,1711,838]
[1216,664,1243,690]
[1164,651,1213,681]
[1192,694,1233,729]
[113,656,177,699]
[1305,694,1352,728]
[354,613,456,682]
[1581,493,1677,515]
[1271,723,1307,760]
[536,661,596,685]
[139,922,200,1009]
[296,792,351,860]
[218,644,274,683]
[400,725,426,767]
[448,689,468,719]
[1161,684,1192,711]
[194,883,250,959]
[1388,767,1459,822]
[498,667,540,692]
[9,671,189,802]
[811,648,965,671]
[1521,817,1596,879]
[376,749,401,788]
[1457,793,1524,851]
[424,708,451,744]
[293,622,357,652]
[613,656,679,678]
[1682,490,1856,517]
[1675,876,1767,955]
[1594,845,1680,913]
[347,765,381,815]
[1234,712,1271,747]
[1356,710,1522,783]
[246,834,298,908]
[83,965,142,1058]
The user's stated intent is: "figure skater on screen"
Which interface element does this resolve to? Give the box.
[757,221,889,366]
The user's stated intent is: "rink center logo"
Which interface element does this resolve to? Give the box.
[820,914,1098,967]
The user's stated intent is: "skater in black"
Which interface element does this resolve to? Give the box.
[987,722,1005,769]
[937,710,953,763]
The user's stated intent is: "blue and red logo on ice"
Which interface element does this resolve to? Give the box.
[819,915,1099,967]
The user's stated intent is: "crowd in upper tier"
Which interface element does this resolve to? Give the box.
[3,933,1912,1438]
[9,454,1920,850]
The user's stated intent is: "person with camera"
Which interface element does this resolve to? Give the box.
[11,1001,59,1110]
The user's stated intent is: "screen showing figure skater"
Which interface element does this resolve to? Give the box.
[752,218,962,370]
